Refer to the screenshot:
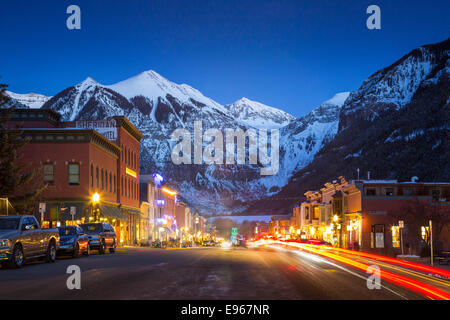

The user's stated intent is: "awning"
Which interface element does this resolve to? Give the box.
[99,204,126,220]
[122,207,141,216]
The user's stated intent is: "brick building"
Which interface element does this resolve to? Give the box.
[3,109,143,246]
[294,176,450,255]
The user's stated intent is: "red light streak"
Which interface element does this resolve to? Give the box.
[251,239,450,300]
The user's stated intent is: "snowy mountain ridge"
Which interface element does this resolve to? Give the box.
[225,97,295,129]
[5,91,52,109]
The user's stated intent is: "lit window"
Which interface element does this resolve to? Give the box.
[391,226,400,248]
[68,163,80,185]
[384,188,394,196]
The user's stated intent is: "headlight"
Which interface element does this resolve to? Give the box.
[0,239,12,248]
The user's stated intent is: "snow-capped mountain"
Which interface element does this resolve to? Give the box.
[108,70,227,115]
[39,69,348,213]
[249,38,449,214]
[42,77,133,121]
[260,92,350,191]
[339,39,450,130]
[225,97,295,129]
[6,91,51,108]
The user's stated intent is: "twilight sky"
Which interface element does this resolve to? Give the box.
[0,0,449,117]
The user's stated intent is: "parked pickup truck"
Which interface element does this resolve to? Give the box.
[0,215,59,268]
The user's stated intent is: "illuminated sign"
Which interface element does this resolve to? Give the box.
[155,199,165,207]
[126,167,137,178]
[162,187,177,196]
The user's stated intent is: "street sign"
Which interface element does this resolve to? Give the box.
[399,220,404,228]
[39,203,46,213]
[70,206,76,216]
[232,227,237,235]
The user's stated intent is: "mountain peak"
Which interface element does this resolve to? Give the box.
[226,97,295,129]
[77,77,100,88]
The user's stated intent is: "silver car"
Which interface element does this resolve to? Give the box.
[0,215,59,268]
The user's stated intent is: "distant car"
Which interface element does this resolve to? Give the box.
[79,223,116,254]
[57,226,90,258]
[0,215,59,268]
[202,240,214,247]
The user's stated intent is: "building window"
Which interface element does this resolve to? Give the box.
[43,163,54,184]
[68,163,80,185]
[384,188,394,196]
[431,189,440,202]
[403,188,413,196]
[366,188,376,196]
[109,172,112,192]
[105,171,108,191]
[96,166,99,188]
[121,176,123,196]
[90,164,94,187]
[371,224,385,248]
[101,169,104,190]
[128,179,130,198]
[125,146,127,165]
[391,226,400,248]
[114,174,116,193]
[121,144,124,162]
[128,149,130,166]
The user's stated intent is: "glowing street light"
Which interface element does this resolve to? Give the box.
[92,192,100,203]
[333,215,339,222]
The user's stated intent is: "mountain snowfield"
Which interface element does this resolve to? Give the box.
[5,91,52,108]
[225,97,295,129]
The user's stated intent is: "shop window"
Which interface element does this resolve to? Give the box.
[391,226,400,248]
[68,163,80,185]
[384,188,394,196]
[371,224,385,248]
[43,163,54,184]
[431,189,440,202]
[366,188,376,196]
[313,206,319,219]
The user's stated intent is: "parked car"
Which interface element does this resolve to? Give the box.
[57,226,90,258]
[79,223,116,254]
[0,215,59,268]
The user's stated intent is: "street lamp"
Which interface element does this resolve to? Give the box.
[91,192,100,222]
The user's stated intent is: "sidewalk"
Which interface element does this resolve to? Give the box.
[397,255,450,271]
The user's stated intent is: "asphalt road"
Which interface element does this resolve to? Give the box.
[0,246,430,300]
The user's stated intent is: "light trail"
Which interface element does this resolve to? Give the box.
[251,239,450,300]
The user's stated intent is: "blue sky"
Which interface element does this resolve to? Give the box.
[0,0,449,117]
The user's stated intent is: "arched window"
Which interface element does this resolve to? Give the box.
[96,166,99,188]
[90,163,94,187]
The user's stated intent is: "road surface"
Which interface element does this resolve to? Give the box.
[0,246,443,300]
